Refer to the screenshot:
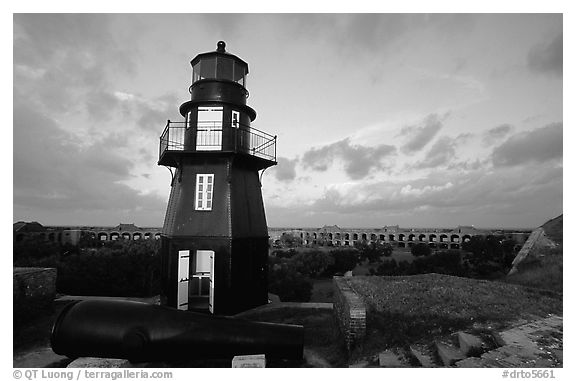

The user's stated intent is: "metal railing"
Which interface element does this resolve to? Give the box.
[159,120,276,162]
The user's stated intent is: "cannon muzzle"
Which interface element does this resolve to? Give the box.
[51,300,304,362]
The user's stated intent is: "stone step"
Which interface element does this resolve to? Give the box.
[457,332,484,356]
[455,357,485,368]
[435,342,465,367]
[67,358,133,368]
[408,346,437,367]
[377,350,406,367]
[348,360,370,368]
[13,347,70,368]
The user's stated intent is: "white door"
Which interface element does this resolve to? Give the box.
[177,250,190,310]
[197,107,222,151]
[209,251,215,314]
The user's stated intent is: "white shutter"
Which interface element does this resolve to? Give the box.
[177,250,190,310]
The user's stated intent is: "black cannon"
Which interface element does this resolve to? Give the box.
[51,300,304,363]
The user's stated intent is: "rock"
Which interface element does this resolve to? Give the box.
[455,357,484,367]
[231,354,266,368]
[378,350,405,367]
[490,331,506,347]
[409,346,436,367]
[303,349,331,368]
[67,358,133,368]
[13,347,69,368]
[348,360,370,368]
[435,342,465,366]
[457,332,483,356]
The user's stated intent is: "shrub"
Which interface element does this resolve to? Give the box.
[268,263,312,302]
[370,250,463,277]
[326,248,360,275]
[290,250,334,278]
[280,233,303,248]
[273,249,297,259]
[411,243,432,257]
[56,239,161,297]
[15,238,162,297]
[357,240,393,263]
[13,236,62,265]
[370,258,398,276]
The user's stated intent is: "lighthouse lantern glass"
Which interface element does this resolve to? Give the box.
[191,56,247,87]
[216,57,234,81]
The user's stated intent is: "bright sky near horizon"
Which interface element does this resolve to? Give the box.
[13,13,563,229]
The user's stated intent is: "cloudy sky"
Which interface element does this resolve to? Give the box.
[13,13,563,229]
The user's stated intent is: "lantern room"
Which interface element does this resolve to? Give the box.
[191,41,248,87]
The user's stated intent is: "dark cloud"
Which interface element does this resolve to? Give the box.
[13,100,166,224]
[413,137,457,168]
[483,124,512,145]
[400,113,447,154]
[14,14,134,72]
[301,138,396,180]
[273,157,299,182]
[282,14,477,61]
[302,161,562,228]
[112,92,178,132]
[492,123,562,167]
[527,33,562,78]
[14,14,136,114]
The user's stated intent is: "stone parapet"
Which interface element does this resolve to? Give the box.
[13,267,57,322]
[333,277,366,352]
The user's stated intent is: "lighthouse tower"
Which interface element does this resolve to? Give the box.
[158,41,276,315]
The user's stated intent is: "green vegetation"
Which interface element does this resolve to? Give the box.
[240,307,347,367]
[462,235,517,277]
[278,233,303,248]
[503,246,563,292]
[14,237,161,297]
[350,274,562,351]
[369,235,520,280]
[502,214,563,292]
[269,248,363,302]
[355,240,392,263]
[411,242,432,257]
[268,258,313,302]
[541,214,563,245]
[371,249,465,277]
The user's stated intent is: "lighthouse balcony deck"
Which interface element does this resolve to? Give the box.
[159,121,277,168]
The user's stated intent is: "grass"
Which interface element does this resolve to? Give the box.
[241,307,348,367]
[348,273,562,356]
[310,278,334,302]
[503,246,563,292]
[14,304,60,355]
[542,215,563,245]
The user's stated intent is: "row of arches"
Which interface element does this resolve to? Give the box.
[300,239,462,250]
[298,231,472,244]
[94,232,162,241]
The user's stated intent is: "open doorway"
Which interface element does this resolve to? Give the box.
[187,249,215,312]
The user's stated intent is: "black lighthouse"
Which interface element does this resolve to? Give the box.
[158,41,276,315]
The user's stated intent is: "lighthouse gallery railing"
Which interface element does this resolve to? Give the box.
[159,120,277,162]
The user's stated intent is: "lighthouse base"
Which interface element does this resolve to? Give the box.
[160,235,269,316]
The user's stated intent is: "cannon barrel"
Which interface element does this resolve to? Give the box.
[51,300,304,362]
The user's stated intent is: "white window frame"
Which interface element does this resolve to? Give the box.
[195,174,214,211]
[231,110,240,128]
[197,107,223,151]
[186,110,192,129]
